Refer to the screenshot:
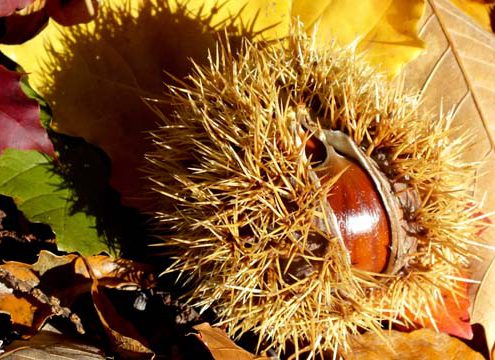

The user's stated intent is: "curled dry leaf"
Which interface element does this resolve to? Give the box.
[0,261,76,336]
[91,282,154,359]
[0,250,154,338]
[32,250,155,289]
[0,293,42,333]
[345,328,484,360]
[75,255,154,359]
[193,323,271,360]
[0,263,40,332]
[0,284,45,335]
[402,0,495,352]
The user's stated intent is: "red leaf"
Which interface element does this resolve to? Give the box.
[0,0,35,16]
[0,0,100,45]
[0,65,55,156]
[428,283,473,339]
[47,0,99,26]
[403,281,473,340]
[0,9,48,45]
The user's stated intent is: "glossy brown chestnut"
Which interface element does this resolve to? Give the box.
[306,136,391,273]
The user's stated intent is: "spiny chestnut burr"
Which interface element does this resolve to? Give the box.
[146,26,483,359]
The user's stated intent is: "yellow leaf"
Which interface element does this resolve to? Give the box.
[357,0,426,75]
[177,0,292,40]
[182,0,426,76]
[0,0,426,208]
[0,0,427,92]
[450,0,494,32]
[290,0,334,31]
[403,0,495,352]
[314,0,393,44]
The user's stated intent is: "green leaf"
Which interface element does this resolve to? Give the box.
[0,148,111,255]
[19,73,53,128]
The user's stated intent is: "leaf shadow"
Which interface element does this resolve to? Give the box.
[40,0,259,210]
[35,0,267,258]
[33,3,280,354]
[47,129,153,260]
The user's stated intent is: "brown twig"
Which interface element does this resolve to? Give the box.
[0,268,85,334]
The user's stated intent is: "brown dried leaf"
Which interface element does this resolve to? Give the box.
[0,293,40,330]
[62,255,154,359]
[91,282,154,359]
[1,262,39,286]
[404,0,495,281]
[345,329,484,359]
[193,323,270,360]
[0,330,106,359]
[0,262,55,334]
[32,251,154,289]
[0,251,154,338]
[402,0,495,353]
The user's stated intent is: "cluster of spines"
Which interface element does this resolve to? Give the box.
[146,28,483,358]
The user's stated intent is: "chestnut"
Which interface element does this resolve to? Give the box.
[300,122,416,274]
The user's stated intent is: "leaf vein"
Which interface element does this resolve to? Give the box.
[0,162,42,189]
[420,45,450,94]
[449,29,495,53]
[428,0,495,149]
[450,90,470,120]
[419,11,435,37]
[461,54,495,70]
[475,83,495,95]
[436,0,495,37]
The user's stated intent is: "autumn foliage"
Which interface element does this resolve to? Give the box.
[0,0,494,359]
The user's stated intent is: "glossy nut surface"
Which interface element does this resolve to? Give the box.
[306,136,391,273]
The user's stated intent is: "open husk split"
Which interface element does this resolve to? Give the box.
[146,27,484,358]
